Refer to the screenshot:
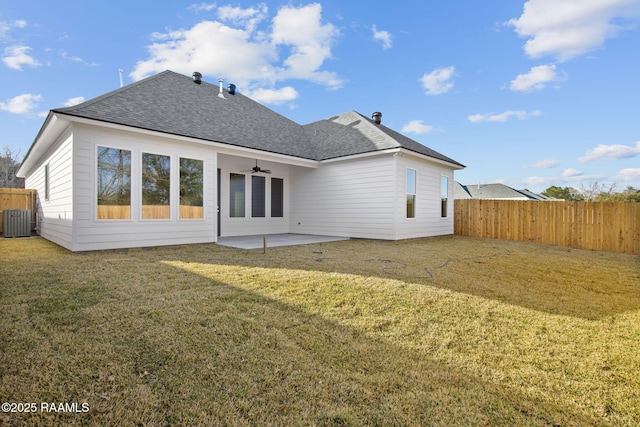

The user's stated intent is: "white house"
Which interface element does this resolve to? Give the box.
[17,70,465,251]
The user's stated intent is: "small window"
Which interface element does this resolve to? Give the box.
[229,173,245,217]
[441,176,449,218]
[44,163,50,202]
[406,169,416,219]
[97,147,131,219]
[251,175,266,217]
[180,158,203,219]
[271,178,284,218]
[142,153,171,219]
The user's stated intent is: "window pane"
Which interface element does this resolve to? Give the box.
[406,169,416,194]
[271,178,284,218]
[142,153,171,219]
[252,175,266,217]
[44,164,50,201]
[406,169,416,219]
[180,158,203,219]
[441,176,448,218]
[407,195,416,219]
[97,146,131,219]
[229,173,245,217]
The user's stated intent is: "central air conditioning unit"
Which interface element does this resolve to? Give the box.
[3,209,32,238]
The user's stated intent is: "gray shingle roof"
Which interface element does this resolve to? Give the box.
[55,70,314,159]
[304,111,464,166]
[454,183,548,200]
[54,70,464,166]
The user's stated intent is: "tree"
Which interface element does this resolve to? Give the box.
[0,146,24,188]
[595,186,640,203]
[579,182,616,202]
[541,185,583,201]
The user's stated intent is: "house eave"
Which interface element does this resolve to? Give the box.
[17,112,70,177]
[51,113,320,169]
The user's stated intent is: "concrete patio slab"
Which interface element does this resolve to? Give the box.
[217,233,349,250]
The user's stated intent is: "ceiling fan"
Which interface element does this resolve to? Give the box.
[244,160,271,174]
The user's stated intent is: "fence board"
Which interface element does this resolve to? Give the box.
[454,199,640,255]
[0,188,37,234]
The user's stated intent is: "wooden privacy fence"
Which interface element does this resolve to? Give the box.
[454,199,640,255]
[0,188,37,234]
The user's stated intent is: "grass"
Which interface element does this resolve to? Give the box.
[1,235,639,426]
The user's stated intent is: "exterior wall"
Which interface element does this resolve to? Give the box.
[393,154,455,240]
[24,128,75,250]
[70,124,217,251]
[289,154,396,239]
[217,154,290,237]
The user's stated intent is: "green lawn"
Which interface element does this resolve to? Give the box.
[1,236,639,426]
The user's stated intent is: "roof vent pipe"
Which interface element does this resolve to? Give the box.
[372,112,382,124]
[192,72,202,84]
[228,83,236,95]
[218,78,226,99]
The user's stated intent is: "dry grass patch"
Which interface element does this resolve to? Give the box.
[1,236,639,426]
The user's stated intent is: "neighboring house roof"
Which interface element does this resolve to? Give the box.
[48,70,464,167]
[453,181,473,199]
[454,182,548,200]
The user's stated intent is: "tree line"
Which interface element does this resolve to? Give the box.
[542,183,640,202]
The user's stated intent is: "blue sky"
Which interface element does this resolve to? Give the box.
[2,0,639,192]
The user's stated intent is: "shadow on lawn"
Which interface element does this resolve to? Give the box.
[197,236,640,320]
[0,238,600,426]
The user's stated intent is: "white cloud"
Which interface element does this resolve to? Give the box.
[131,3,342,94]
[419,66,455,95]
[188,2,217,13]
[578,141,640,163]
[562,168,583,177]
[0,93,42,114]
[510,64,565,92]
[615,168,640,182]
[522,170,605,187]
[3,45,41,70]
[63,97,85,107]
[217,4,267,32]
[1,19,28,40]
[508,0,640,61]
[468,110,542,123]
[271,4,341,87]
[59,50,99,67]
[372,25,392,49]
[245,86,298,105]
[401,120,434,134]
[524,158,558,169]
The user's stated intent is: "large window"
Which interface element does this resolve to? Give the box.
[441,176,449,218]
[142,153,170,219]
[180,158,203,219]
[229,173,245,217]
[251,175,266,217]
[406,169,416,219]
[97,147,131,219]
[271,178,284,218]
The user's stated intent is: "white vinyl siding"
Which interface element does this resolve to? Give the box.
[23,130,74,250]
[394,154,454,239]
[218,154,289,237]
[290,155,395,239]
[70,124,217,251]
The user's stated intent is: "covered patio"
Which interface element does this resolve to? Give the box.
[216,233,349,250]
